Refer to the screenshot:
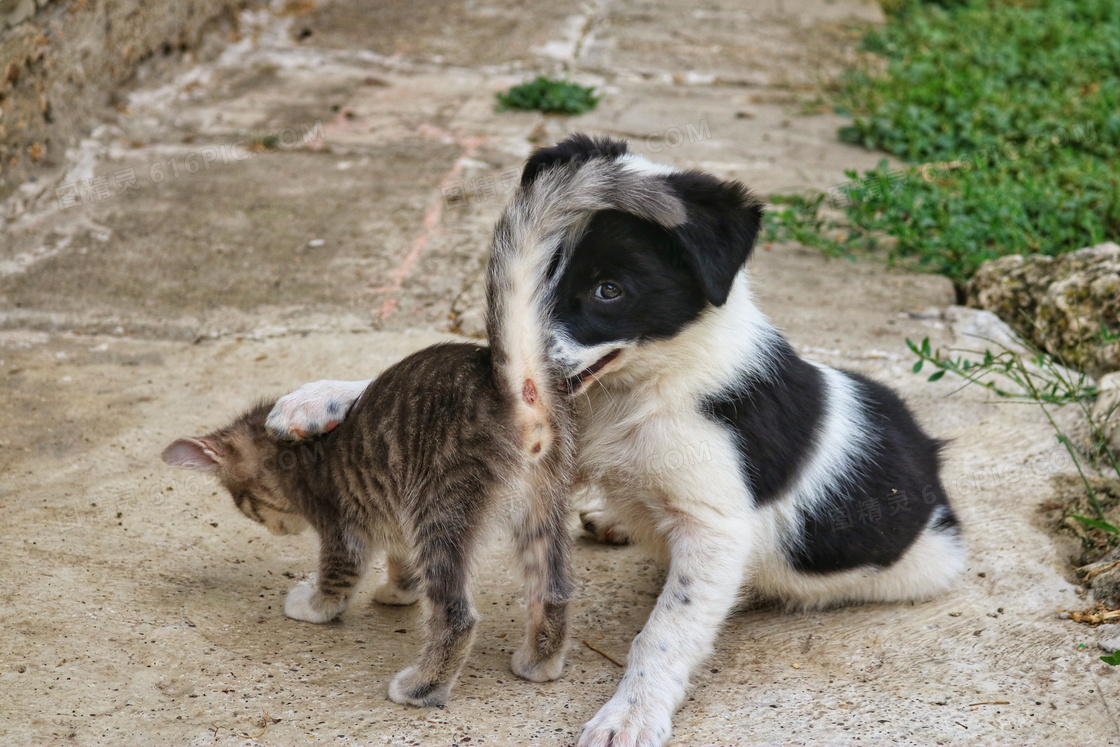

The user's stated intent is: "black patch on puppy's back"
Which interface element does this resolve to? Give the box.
[700,338,825,506]
[787,371,959,574]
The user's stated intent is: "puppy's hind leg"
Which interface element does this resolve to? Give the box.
[579,509,631,545]
[578,487,632,545]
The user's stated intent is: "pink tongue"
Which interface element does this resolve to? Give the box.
[572,350,620,385]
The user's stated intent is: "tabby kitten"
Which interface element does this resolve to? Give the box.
[162,343,575,707]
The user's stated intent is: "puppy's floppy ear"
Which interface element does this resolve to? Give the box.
[521,133,630,187]
[665,171,764,307]
[162,437,222,472]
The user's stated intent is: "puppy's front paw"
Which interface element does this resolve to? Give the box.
[371,580,421,606]
[580,510,631,545]
[388,665,453,708]
[511,642,565,682]
[284,581,341,624]
[578,697,672,747]
[266,380,364,440]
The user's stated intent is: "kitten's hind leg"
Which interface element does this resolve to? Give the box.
[266,379,371,439]
[511,488,574,683]
[285,529,369,624]
[389,519,479,707]
[372,554,422,606]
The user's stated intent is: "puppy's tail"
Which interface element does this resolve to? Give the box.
[484,201,571,464]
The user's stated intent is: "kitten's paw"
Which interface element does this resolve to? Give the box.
[371,581,421,606]
[388,665,453,708]
[266,380,366,440]
[580,510,631,545]
[511,642,565,682]
[284,582,341,624]
[578,696,672,747]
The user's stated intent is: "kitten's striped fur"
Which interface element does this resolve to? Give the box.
[163,342,575,707]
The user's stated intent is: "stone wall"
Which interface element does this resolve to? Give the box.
[0,0,255,200]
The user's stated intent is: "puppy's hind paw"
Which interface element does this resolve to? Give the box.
[580,510,631,545]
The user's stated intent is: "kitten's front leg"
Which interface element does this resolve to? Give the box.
[266,379,371,439]
[285,530,369,624]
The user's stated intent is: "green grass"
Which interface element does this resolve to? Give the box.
[496,77,600,115]
[766,0,1120,292]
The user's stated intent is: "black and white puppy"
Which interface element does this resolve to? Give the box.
[266,135,965,747]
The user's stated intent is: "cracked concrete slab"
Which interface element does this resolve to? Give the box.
[1,0,1118,745]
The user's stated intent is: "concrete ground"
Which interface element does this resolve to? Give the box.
[2,0,1118,744]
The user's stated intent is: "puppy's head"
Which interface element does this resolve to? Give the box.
[509,135,764,392]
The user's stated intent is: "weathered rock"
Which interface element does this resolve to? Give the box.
[967,242,1120,376]
[1081,546,1120,608]
[1,0,37,30]
[945,305,1033,355]
[1092,372,1120,456]
[0,0,257,200]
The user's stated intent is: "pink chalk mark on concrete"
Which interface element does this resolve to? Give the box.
[370,126,486,321]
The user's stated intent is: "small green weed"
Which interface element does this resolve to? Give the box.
[907,334,1120,531]
[496,77,600,115]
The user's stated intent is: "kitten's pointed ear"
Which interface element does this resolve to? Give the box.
[162,438,222,472]
[665,171,764,307]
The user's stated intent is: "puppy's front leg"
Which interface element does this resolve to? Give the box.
[578,517,752,747]
[266,379,372,439]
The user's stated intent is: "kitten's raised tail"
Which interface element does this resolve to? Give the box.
[484,199,570,462]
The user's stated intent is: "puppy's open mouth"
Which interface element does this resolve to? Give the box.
[566,349,621,391]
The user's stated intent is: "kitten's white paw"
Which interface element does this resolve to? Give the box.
[511,643,565,682]
[371,581,421,606]
[284,582,336,624]
[580,510,631,545]
[266,380,368,440]
[578,695,672,747]
[388,665,452,708]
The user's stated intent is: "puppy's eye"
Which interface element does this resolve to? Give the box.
[594,281,623,301]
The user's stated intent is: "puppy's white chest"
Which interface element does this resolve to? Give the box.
[576,388,713,486]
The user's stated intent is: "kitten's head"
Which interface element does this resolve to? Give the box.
[162,403,309,536]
